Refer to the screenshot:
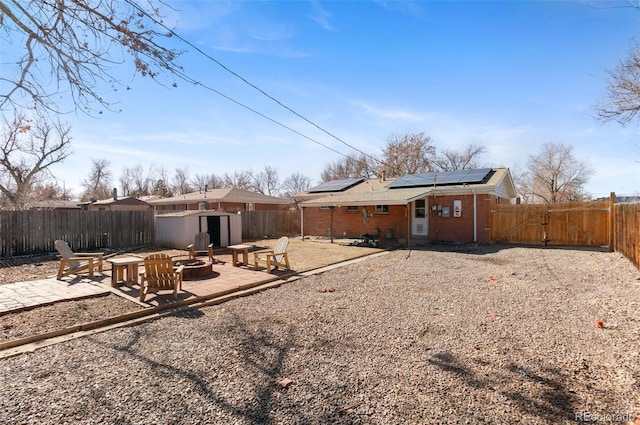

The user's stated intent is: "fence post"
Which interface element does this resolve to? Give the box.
[609,192,615,252]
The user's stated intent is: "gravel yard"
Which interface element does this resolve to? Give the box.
[1,244,639,424]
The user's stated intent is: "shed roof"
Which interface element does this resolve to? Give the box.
[147,188,293,206]
[155,210,236,218]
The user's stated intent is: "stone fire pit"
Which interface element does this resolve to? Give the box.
[173,259,214,280]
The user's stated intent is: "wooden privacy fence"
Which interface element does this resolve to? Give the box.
[0,210,155,257]
[614,202,640,269]
[241,210,300,240]
[490,200,611,247]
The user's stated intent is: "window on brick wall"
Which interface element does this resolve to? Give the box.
[319,206,330,210]
[374,205,389,214]
[346,206,359,212]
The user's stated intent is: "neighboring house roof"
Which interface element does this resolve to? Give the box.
[299,168,516,207]
[147,188,293,206]
[91,196,151,206]
[30,200,81,210]
[138,195,164,203]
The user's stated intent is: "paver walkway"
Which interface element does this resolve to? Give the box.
[0,277,110,313]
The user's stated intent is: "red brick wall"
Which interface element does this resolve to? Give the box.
[302,194,510,244]
[302,206,408,239]
[427,194,507,244]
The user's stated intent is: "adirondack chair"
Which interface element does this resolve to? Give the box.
[253,236,291,273]
[139,253,184,302]
[187,232,213,261]
[54,240,104,280]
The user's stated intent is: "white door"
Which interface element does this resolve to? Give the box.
[412,199,428,236]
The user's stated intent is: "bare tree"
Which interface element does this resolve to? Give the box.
[319,132,439,181]
[321,153,377,181]
[596,41,640,126]
[80,158,112,201]
[281,172,312,197]
[188,173,224,192]
[0,111,72,209]
[0,0,184,114]
[171,167,193,195]
[518,142,594,204]
[433,143,487,171]
[206,174,225,190]
[190,173,210,192]
[223,171,253,190]
[381,132,436,177]
[252,166,280,195]
[32,181,74,202]
[119,163,156,197]
[151,166,172,197]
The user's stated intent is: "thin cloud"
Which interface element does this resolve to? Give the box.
[351,100,424,122]
[374,0,423,18]
[308,1,334,31]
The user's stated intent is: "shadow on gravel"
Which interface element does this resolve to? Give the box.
[97,312,349,424]
[427,350,579,422]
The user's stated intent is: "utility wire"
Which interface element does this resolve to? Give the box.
[171,68,351,158]
[122,0,385,166]
[44,0,349,159]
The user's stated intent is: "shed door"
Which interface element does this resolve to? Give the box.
[412,199,428,236]
[207,216,221,247]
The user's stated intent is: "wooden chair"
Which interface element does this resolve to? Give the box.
[253,236,291,273]
[54,240,104,280]
[139,253,184,302]
[187,232,214,261]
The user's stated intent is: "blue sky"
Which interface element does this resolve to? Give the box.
[50,0,639,198]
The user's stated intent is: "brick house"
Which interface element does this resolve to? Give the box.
[295,168,516,245]
[147,188,293,214]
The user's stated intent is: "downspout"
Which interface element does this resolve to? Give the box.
[473,190,477,242]
[330,206,334,244]
[407,203,411,247]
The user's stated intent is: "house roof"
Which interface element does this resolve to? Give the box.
[299,168,516,207]
[147,188,293,206]
[30,200,81,210]
[91,196,151,206]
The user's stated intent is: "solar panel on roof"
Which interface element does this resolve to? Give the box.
[386,168,494,189]
[308,178,365,193]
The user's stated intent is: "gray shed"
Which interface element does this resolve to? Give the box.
[155,211,242,249]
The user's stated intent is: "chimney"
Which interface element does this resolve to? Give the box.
[113,188,118,201]
[380,170,386,182]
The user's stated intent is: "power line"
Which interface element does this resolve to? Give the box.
[122,0,384,166]
[171,68,350,158]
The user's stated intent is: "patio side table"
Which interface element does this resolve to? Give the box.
[108,256,143,287]
[227,244,252,267]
